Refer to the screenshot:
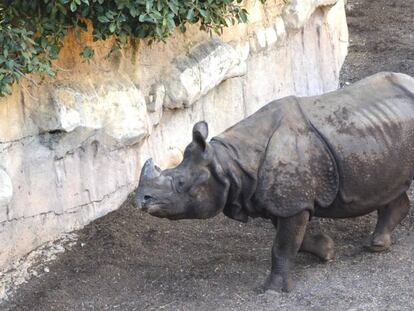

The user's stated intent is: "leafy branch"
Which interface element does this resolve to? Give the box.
[0,0,266,97]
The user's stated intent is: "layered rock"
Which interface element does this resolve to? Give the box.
[0,0,348,282]
[0,168,12,216]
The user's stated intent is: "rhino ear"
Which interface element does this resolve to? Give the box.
[192,121,209,151]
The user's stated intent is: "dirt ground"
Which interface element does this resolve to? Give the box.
[2,0,414,310]
[340,0,414,83]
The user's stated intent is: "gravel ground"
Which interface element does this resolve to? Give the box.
[2,0,414,310]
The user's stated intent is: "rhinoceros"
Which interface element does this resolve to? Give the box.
[135,72,414,292]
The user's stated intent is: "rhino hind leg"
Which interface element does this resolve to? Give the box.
[369,192,410,252]
[300,233,335,261]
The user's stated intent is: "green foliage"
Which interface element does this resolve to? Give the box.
[0,0,266,97]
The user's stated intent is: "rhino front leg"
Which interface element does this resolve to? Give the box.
[264,210,310,292]
[271,219,335,261]
[369,192,410,252]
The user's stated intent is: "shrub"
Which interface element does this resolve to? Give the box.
[0,0,265,97]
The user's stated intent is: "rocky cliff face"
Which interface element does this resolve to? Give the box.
[0,0,348,273]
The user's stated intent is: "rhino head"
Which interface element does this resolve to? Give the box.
[135,121,229,220]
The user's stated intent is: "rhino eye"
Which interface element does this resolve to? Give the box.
[175,178,186,192]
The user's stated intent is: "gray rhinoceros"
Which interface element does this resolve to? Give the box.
[135,72,414,292]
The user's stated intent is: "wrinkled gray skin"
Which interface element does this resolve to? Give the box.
[135,72,414,292]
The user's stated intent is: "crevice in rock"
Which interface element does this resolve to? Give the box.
[0,135,36,146]
[0,183,133,226]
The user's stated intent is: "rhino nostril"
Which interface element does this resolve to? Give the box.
[143,195,153,202]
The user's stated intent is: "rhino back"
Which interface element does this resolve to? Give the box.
[300,72,414,208]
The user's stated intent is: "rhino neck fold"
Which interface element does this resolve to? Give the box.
[210,138,260,222]
[209,100,286,221]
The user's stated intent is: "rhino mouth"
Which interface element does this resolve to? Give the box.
[141,200,171,217]
[145,203,166,215]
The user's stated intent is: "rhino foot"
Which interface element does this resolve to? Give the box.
[263,274,293,293]
[368,233,392,252]
[313,234,335,261]
[300,233,335,262]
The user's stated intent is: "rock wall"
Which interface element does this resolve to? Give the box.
[0,0,348,273]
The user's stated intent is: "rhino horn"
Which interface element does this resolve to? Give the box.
[139,158,161,183]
